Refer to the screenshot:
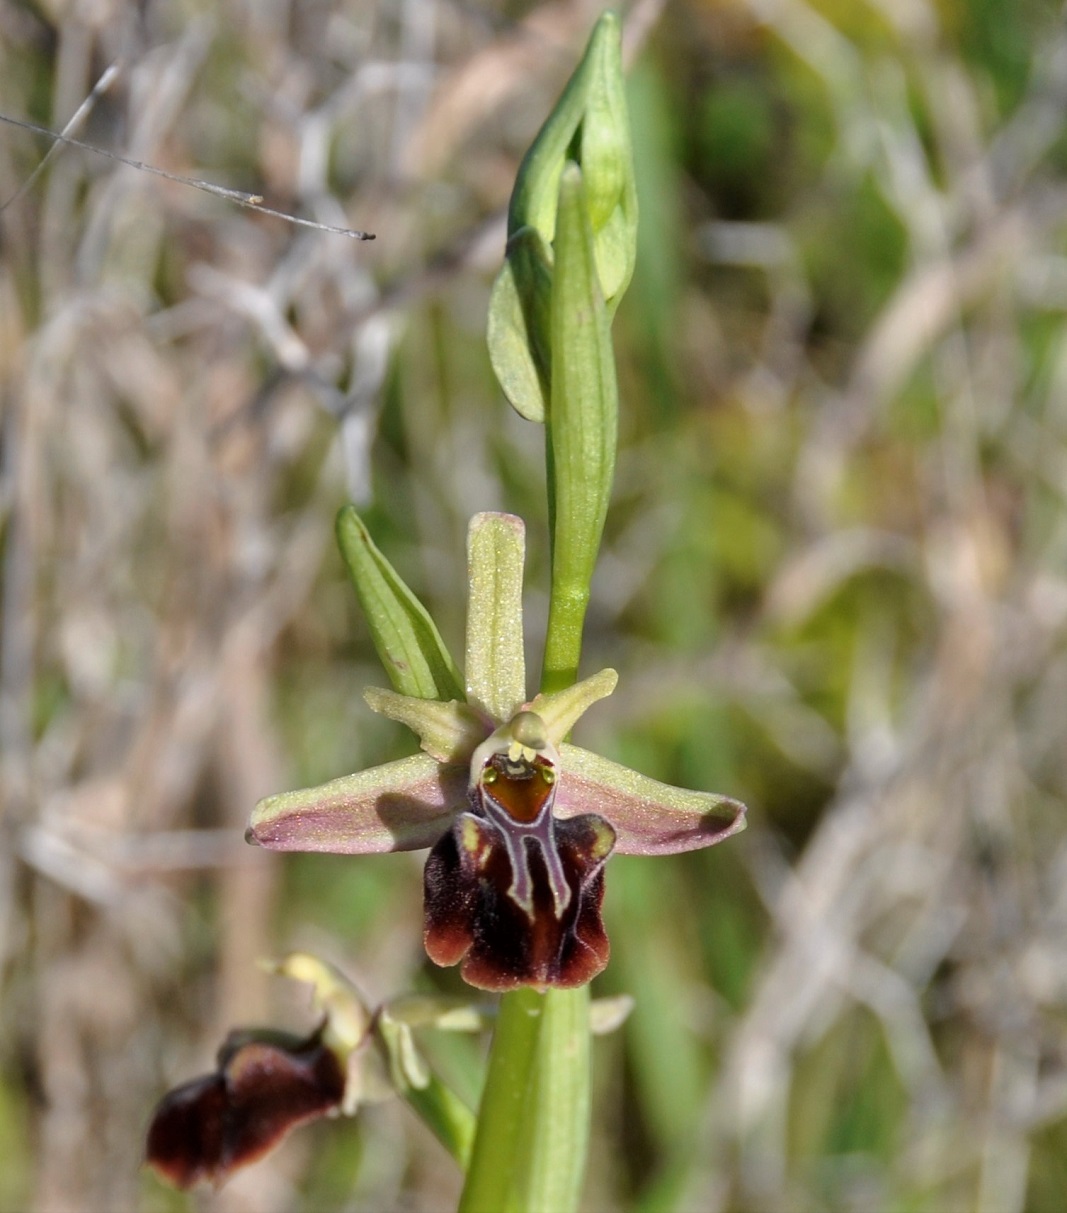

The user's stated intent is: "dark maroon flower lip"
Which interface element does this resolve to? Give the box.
[424,807,615,992]
[145,1027,345,1191]
[418,710,618,991]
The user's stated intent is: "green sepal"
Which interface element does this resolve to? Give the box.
[336,506,464,701]
[465,513,527,722]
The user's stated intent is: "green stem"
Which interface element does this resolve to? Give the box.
[406,1074,477,1170]
[518,588,593,1211]
[541,425,590,697]
[524,985,591,1212]
[542,581,591,695]
[458,987,544,1213]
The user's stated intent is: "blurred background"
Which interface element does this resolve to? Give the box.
[2,0,1067,1209]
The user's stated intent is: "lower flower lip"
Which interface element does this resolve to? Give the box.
[423,809,615,991]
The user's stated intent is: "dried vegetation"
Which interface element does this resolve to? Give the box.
[2,1,1067,1210]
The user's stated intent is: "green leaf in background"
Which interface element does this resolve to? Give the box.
[335,505,464,701]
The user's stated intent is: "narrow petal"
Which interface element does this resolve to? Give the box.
[465,513,527,721]
[363,688,487,763]
[249,755,467,854]
[527,667,618,745]
[555,744,746,855]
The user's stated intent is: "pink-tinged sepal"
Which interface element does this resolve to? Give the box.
[555,744,746,855]
[249,754,468,855]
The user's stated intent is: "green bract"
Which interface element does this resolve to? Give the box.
[543,162,619,693]
[336,505,464,701]
[487,10,637,425]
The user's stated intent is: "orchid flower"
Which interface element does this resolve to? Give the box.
[249,513,745,992]
[145,954,478,1190]
[145,956,385,1190]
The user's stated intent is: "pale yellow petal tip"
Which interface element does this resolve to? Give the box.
[728,801,749,835]
[267,953,373,1056]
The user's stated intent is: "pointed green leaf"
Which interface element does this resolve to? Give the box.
[336,506,464,701]
[465,513,527,721]
[505,20,596,243]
